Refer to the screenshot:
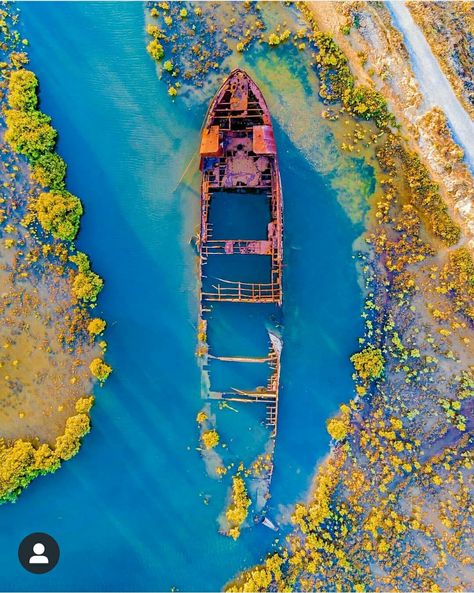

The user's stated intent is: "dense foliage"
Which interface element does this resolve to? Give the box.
[7,68,38,110]
[54,413,91,461]
[0,25,109,505]
[89,358,112,382]
[225,476,251,540]
[351,346,385,381]
[4,109,57,161]
[401,151,461,246]
[87,318,106,336]
[342,85,395,129]
[312,30,354,101]
[72,270,104,302]
[69,251,104,302]
[33,190,83,241]
[311,30,396,129]
[201,429,220,449]
[4,67,64,175]
[147,39,164,61]
[377,136,461,247]
[31,152,67,189]
[0,397,94,503]
[5,68,73,233]
[326,404,352,441]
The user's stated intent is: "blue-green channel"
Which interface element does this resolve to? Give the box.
[0,3,364,590]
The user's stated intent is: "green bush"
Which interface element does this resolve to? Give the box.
[4,109,57,161]
[342,86,396,129]
[313,31,354,103]
[351,347,385,381]
[7,68,38,111]
[312,33,396,130]
[33,190,83,241]
[69,251,91,273]
[72,270,103,302]
[89,358,112,382]
[402,151,461,246]
[147,39,164,61]
[54,414,91,461]
[441,248,474,320]
[31,152,66,189]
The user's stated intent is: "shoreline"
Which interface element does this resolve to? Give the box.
[0,4,110,503]
[305,0,474,252]
[386,0,474,172]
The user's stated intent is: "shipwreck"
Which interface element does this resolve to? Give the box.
[197,69,283,438]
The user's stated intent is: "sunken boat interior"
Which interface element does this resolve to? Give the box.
[198,70,283,434]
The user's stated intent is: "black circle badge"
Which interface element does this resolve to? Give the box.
[18,532,60,574]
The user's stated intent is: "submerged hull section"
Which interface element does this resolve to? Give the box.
[198,69,283,438]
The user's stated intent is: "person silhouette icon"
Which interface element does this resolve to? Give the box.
[29,543,49,565]
[19,532,59,574]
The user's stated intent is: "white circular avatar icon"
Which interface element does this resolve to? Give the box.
[29,542,49,564]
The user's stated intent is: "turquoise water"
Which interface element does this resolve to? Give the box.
[0,3,364,591]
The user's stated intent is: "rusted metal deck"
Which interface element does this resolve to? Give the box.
[198,69,283,436]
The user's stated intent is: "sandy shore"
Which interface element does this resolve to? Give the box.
[306,0,474,252]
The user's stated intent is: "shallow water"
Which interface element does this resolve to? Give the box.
[0,3,364,590]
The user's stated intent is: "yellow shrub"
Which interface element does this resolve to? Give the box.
[8,68,38,111]
[75,396,95,414]
[54,413,90,461]
[89,357,112,382]
[327,417,348,441]
[225,476,251,538]
[72,270,103,302]
[351,346,385,381]
[33,190,82,241]
[196,410,208,424]
[87,318,106,336]
[201,429,219,449]
[33,444,60,474]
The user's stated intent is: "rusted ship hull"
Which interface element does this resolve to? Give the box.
[198,69,283,436]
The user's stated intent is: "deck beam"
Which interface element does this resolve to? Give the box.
[208,354,271,363]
